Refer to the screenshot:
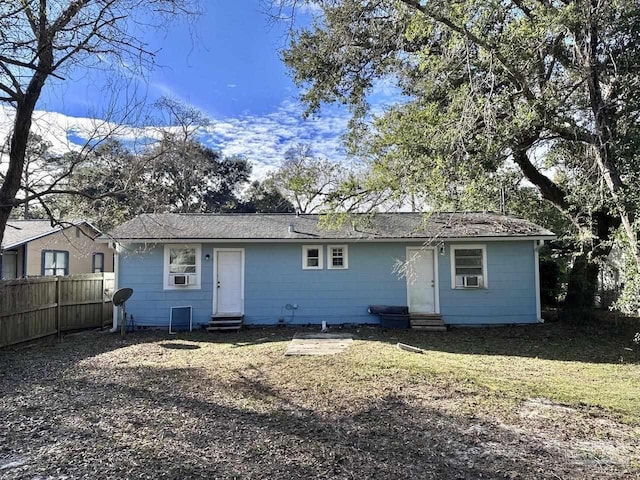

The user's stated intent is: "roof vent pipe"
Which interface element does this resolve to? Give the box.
[288,223,295,233]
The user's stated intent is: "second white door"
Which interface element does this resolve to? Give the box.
[215,250,243,315]
[406,247,437,313]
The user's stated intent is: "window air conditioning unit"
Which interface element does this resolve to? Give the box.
[171,274,193,286]
[462,275,482,288]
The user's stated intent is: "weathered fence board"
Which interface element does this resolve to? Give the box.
[0,273,115,347]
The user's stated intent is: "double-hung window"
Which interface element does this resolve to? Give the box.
[302,245,323,270]
[92,253,105,273]
[164,244,201,289]
[42,250,69,276]
[451,245,487,289]
[1,251,17,279]
[327,245,348,270]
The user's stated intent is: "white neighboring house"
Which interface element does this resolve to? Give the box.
[0,220,114,279]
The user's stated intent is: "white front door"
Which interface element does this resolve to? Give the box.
[406,247,437,313]
[215,250,243,315]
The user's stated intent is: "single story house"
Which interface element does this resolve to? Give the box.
[103,212,554,330]
[0,220,114,279]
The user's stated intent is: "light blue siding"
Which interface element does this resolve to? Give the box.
[118,240,539,328]
[438,241,538,324]
[118,245,214,328]
[244,243,407,325]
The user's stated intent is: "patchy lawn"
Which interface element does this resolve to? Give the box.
[0,323,638,479]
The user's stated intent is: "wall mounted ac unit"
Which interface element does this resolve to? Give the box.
[171,274,193,286]
[462,275,482,288]
[456,275,482,288]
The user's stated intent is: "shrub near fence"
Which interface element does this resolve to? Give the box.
[0,273,115,348]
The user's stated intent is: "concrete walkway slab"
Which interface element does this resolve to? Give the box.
[285,332,354,356]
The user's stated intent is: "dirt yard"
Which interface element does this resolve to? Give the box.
[0,323,638,479]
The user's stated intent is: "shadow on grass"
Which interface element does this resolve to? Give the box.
[131,322,640,364]
[366,322,640,365]
[0,330,166,388]
[1,362,627,479]
[183,328,295,348]
[188,322,640,364]
[1,322,637,393]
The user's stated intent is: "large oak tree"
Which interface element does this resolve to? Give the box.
[282,0,640,307]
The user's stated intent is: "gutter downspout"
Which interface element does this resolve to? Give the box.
[110,242,120,333]
[534,239,544,323]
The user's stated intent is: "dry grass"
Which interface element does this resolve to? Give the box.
[0,323,639,479]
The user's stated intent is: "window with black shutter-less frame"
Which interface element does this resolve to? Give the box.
[92,252,104,273]
[42,250,69,276]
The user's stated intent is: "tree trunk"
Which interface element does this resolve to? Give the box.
[564,252,600,320]
[563,208,619,319]
[0,103,36,243]
[584,1,640,271]
[0,105,37,242]
[23,165,30,219]
[0,41,52,245]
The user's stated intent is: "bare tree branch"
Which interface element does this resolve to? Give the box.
[0,0,199,244]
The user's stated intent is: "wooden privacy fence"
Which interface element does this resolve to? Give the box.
[0,273,115,348]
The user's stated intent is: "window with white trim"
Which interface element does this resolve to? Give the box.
[450,245,487,289]
[164,244,201,289]
[302,245,323,270]
[327,245,348,269]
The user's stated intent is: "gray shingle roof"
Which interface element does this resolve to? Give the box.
[105,212,554,242]
[1,220,64,249]
[1,220,97,249]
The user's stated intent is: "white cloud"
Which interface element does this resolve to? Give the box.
[199,98,351,176]
[0,97,352,180]
[271,0,324,18]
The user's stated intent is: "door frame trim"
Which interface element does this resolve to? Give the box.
[212,248,245,316]
[405,246,440,314]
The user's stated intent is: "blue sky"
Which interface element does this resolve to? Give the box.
[40,1,304,119]
[19,0,387,177]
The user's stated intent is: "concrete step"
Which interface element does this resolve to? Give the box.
[411,319,445,326]
[411,325,447,332]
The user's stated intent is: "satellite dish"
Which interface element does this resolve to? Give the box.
[112,288,133,338]
[112,288,133,307]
